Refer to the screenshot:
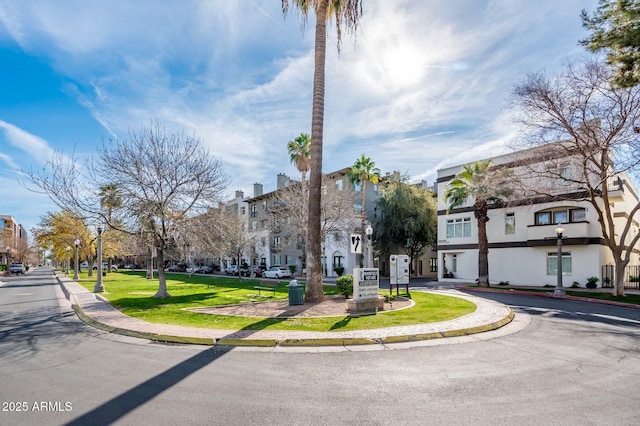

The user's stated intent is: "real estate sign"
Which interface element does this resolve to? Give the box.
[353,268,379,301]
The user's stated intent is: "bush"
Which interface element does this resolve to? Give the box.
[336,274,353,298]
[288,265,296,275]
[630,276,640,282]
[586,276,599,289]
[333,265,344,276]
[571,281,581,288]
[498,281,509,286]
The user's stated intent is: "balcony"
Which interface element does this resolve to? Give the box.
[527,221,589,243]
[605,177,624,202]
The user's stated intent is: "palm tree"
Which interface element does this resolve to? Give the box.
[444,160,512,287]
[348,154,381,267]
[98,184,122,274]
[282,0,363,303]
[288,133,311,183]
[288,132,311,272]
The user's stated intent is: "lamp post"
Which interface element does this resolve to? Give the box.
[365,225,373,268]
[554,226,566,297]
[94,226,104,292]
[65,246,71,274]
[73,239,80,280]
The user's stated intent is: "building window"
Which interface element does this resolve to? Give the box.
[429,258,437,273]
[250,204,257,218]
[273,236,281,250]
[262,200,267,211]
[547,252,572,276]
[251,221,257,231]
[240,206,246,215]
[336,179,343,191]
[333,255,343,268]
[535,208,586,225]
[571,208,586,222]
[273,255,281,265]
[446,218,471,238]
[505,213,515,234]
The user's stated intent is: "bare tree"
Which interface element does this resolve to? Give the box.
[29,120,228,297]
[272,174,359,262]
[512,59,640,296]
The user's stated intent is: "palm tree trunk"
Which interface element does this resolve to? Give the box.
[360,178,367,267]
[305,0,328,303]
[475,201,490,287]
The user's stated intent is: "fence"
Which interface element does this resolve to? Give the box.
[601,265,640,290]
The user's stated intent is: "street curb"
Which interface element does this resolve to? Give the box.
[379,309,515,344]
[456,286,640,309]
[70,302,516,348]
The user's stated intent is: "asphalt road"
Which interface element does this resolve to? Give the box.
[0,267,638,425]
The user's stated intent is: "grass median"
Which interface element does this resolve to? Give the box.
[74,271,476,332]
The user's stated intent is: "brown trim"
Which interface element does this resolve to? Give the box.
[436,174,456,184]
[437,237,604,251]
[438,190,593,216]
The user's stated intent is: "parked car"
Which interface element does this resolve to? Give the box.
[93,263,118,272]
[262,266,292,279]
[226,265,251,276]
[253,265,267,275]
[194,265,213,274]
[123,264,137,269]
[8,263,25,274]
[165,264,187,272]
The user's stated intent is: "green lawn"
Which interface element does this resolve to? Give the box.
[74,271,476,332]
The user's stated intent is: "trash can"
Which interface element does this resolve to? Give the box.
[287,280,304,305]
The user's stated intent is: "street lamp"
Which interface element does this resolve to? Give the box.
[554,226,566,297]
[365,225,373,268]
[94,226,104,292]
[73,239,80,280]
[65,246,71,274]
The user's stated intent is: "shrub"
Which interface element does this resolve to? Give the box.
[336,274,353,298]
[586,276,599,289]
[498,281,509,286]
[630,276,640,282]
[288,265,296,275]
[570,281,581,288]
[333,265,344,276]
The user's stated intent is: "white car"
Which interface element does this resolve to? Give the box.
[261,266,292,279]
[93,263,118,272]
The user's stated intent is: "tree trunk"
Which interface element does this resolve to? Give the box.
[360,179,367,268]
[475,201,490,287]
[613,261,626,297]
[154,246,170,298]
[305,0,328,303]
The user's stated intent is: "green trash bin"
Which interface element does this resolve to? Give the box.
[287,280,304,305]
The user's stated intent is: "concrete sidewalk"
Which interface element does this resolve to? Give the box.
[55,273,515,348]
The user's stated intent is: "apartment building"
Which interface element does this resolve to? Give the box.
[244,169,377,277]
[1,215,27,264]
[436,144,640,287]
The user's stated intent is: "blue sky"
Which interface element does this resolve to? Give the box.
[0,0,599,236]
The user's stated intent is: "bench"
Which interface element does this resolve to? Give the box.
[253,281,280,297]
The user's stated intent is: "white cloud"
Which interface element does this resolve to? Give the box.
[0,0,600,197]
[0,120,56,166]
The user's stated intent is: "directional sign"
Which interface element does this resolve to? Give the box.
[350,234,362,254]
